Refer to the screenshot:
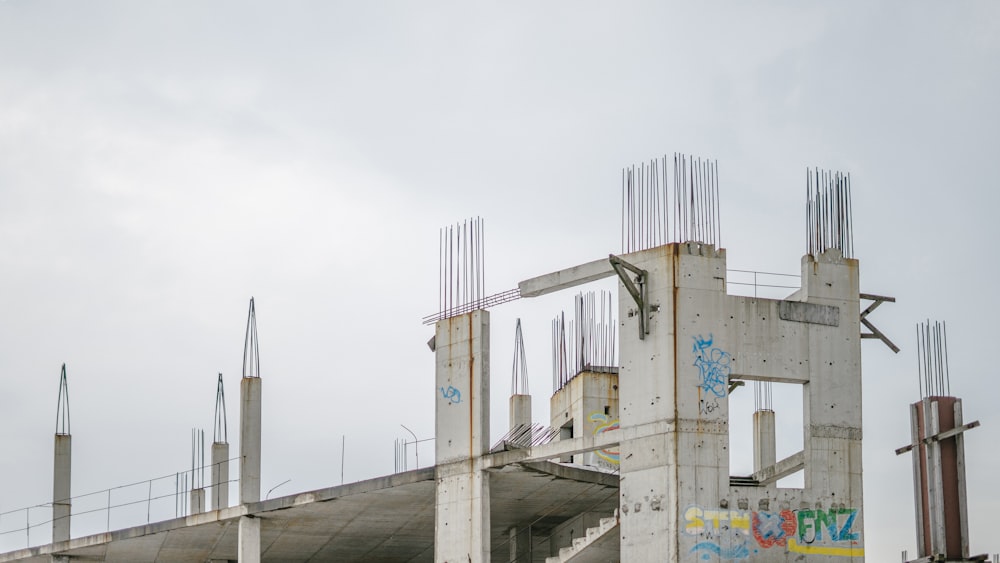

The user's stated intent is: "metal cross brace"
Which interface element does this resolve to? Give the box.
[609,254,648,340]
[860,293,900,353]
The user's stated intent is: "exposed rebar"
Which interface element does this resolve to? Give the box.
[243,298,260,379]
[511,319,529,396]
[916,320,951,398]
[806,168,854,258]
[55,363,70,436]
[213,373,227,444]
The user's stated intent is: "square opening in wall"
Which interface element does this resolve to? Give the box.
[729,379,804,486]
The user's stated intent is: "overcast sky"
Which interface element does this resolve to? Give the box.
[1,2,998,560]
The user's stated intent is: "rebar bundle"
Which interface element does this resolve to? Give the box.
[438,217,486,320]
[552,290,617,392]
[511,319,529,396]
[916,320,951,398]
[806,168,854,258]
[621,153,721,252]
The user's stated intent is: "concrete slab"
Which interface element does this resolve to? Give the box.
[0,463,618,563]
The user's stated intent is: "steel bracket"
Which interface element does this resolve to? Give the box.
[860,293,899,353]
[609,254,648,340]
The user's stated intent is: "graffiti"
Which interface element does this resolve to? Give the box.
[588,412,619,465]
[683,504,863,559]
[691,542,750,560]
[692,334,732,397]
[796,508,859,543]
[699,398,720,415]
[751,510,796,548]
[439,385,461,404]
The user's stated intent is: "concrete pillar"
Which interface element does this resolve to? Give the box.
[434,310,491,563]
[910,396,971,561]
[211,442,230,510]
[752,409,776,472]
[238,515,261,563]
[52,434,71,543]
[239,377,261,505]
[189,488,205,514]
[508,394,531,430]
[508,525,531,563]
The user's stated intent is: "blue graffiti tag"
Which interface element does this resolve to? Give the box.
[693,334,732,398]
[690,541,750,561]
[439,385,461,404]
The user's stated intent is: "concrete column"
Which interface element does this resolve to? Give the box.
[752,409,776,472]
[508,394,531,430]
[434,310,491,563]
[508,525,531,563]
[211,442,230,510]
[189,488,205,514]
[238,515,261,563]
[240,377,261,505]
[52,434,71,543]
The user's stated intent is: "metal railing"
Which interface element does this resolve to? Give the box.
[0,458,238,552]
[726,269,799,299]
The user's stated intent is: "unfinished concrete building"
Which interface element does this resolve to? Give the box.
[0,156,908,562]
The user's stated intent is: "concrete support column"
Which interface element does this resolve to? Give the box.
[211,442,230,510]
[52,434,71,544]
[752,409,776,472]
[508,526,531,563]
[238,515,261,563]
[434,310,491,563]
[240,377,261,505]
[508,394,531,430]
[190,488,206,514]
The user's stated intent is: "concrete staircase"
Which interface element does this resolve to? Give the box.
[545,510,619,563]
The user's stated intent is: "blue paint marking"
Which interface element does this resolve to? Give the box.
[692,334,732,398]
[690,541,750,561]
[439,385,461,404]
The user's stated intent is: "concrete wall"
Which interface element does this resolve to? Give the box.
[549,370,619,468]
[616,242,865,562]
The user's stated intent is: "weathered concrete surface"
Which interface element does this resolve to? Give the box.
[211,442,229,511]
[549,371,619,467]
[239,377,261,506]
[52,435,71,544]
[237,516,259,563]
[753,409,776,472]
[613,243,864,562]
[0,463,618,563]
[190,489,206,516]
[518,258,615,298]
[434,310,491,563]
[510,394,532,430]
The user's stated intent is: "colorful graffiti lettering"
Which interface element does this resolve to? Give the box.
[439,385,461,404]
[683,504,863,559]
[588,412,619,465]
[692,334,732,398]
[796,508,860,543]
[751,510,796,548]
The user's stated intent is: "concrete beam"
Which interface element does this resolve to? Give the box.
[518,258,614,298]
[751,450,805,486]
